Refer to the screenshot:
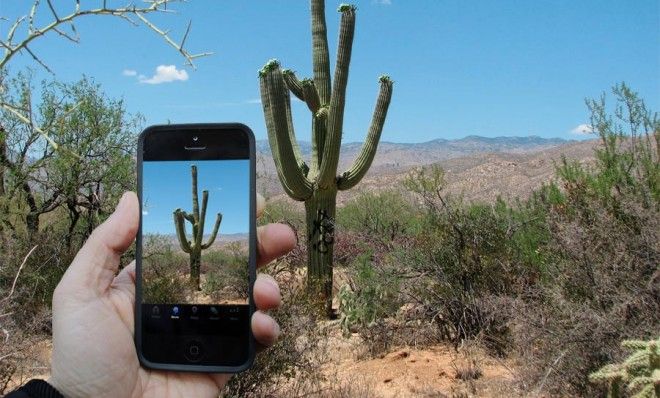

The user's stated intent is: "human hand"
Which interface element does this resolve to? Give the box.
[48,192,295,398]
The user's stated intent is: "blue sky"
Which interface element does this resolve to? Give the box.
[142,160,249,235]
[1,1,658,143]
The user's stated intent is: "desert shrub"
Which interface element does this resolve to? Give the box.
[222,264,329,397]
[337,190,420,244]
[0,231,74,328]
[510,194,659,395]
[141,234,187,303]
[338,253,402,356]
[141,262,187,304]
[508,84,660,396]
[202,243,249,302]
[259,198,305,231]
[403,166,540,353]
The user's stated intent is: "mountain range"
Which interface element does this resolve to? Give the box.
[257,135,574,171]
[256,135,596,203]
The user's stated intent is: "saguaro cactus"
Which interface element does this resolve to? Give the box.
[259,1,393,315]
[173,165,222,290]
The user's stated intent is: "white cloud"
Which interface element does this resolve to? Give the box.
[122,69,137,76]
[139,65,189,84]
[372,0,392,4]
[142,210,149,216]
[245,98,262,104]
[570,124,594,135]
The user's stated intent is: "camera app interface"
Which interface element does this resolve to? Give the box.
[141,159,249,310]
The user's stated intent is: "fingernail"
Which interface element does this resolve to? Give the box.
[115,192,128,211]
[283,222,299,246]
[258,273,279,292]
[114,192,130,215]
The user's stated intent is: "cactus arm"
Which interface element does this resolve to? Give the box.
[311,0,331,104]
[310,107,328,180]
[302,79,321,114]
[173,209,192,253]
[201,213,222,249]
[285,75,321,178]
[259,61,314,200]
[318,4,356,188]
[282,71,321,115]
[338,76,393,191]
[282,69,305,101]
[191,165,200,223]
[282,76,308,175]
[182,211,194,223]
[198,189,209,245]
[259,67,287,189]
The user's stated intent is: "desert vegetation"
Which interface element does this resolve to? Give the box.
[141,234,248,305]
[0,1,657,397]
[0,73,657,398]
[223,83,659,397]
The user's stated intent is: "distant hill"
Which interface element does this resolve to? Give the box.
[257,136,573,170]
[352,139,598,204]
[256,135,593,202]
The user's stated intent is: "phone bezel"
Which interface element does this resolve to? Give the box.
[135,123,256,373]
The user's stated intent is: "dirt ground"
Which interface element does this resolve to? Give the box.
[326,345,518,397]
[307,320,521,398]
[9,328,519,398]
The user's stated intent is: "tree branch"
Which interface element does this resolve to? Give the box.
[1,0,211,71]
[0,245,38,304]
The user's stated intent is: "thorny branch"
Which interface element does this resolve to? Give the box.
[0,0,211,71]
[0,1,211,155]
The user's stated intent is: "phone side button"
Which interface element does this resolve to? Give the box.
[184,340,204,362]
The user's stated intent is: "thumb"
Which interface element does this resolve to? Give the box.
[57,192,139,300]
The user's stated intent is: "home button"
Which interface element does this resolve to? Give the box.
[184,340,204,362]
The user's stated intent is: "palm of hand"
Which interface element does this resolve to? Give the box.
[48,193,291,398]
[51,264,228,398]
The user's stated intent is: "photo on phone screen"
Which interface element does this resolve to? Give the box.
[136,125,255,371]
[141,160,249,305]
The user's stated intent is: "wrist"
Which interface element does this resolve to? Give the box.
[9,379,65,398]
[45,377,67,398]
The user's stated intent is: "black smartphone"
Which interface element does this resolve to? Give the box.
[135,123,256,372]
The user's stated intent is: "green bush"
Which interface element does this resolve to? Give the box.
[259,198,305,230]
[141,234,187,304]
[202,243,249,302]
[337,189,420,241]
[223,273,329,397]
[508,84,659,396]
[338,253,402,355]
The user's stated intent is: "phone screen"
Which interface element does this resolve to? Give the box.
[137,125,254,369]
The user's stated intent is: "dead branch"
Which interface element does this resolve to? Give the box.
[0,1,211,157]
[0,0,211,71]
[0,245,38,305]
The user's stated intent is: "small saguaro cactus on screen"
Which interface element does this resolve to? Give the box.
[173,165,222,290]
[259,1,393,316]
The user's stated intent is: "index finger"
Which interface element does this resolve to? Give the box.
[257,223,297,267]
